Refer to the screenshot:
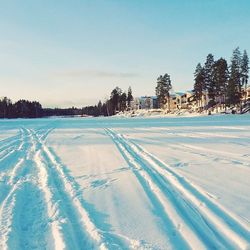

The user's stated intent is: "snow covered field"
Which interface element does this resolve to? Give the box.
[0,115,250,249]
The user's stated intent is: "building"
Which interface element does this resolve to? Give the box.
[166,94,179,110]
[140,96,153,109]
[185,90,210,111]
[242,86,250,103]
[166,92,186,110]
[131,96,159,110]
[181,91,193,109]
[130,97,140,110]
[166,90,210,111]
[247,86,250,101]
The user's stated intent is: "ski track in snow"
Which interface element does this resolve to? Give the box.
[131,130,250,169]
[0,126,156,250]
[105,128,250,250]
[166,142,250,169]
[1,121,250,249]
[0,127,108,250]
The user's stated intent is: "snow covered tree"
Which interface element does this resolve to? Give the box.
[155,73,172,110]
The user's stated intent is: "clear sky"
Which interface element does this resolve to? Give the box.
[0,0,250,107]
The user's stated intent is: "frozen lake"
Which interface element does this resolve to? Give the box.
[0,115,250,249]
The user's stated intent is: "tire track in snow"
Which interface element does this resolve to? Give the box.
[0,128,26,213]
[34,127,145,249]
[0,133,20,146]
[0,128,27,187]
[7,129,33,185]
[105,129,208,250]
[6,182,50,250]
[0,142,18,158]
[0,128,51,249]
[137,135,250,169]
[127,139,250,231]
[169,143,250,169]
[1,126,108,249]
[125,134,250,245]
[39,127,55,142]
[146,129,250,167]
[31,129,108,250]
[106,128,250,250]
[136,128,250,166]
[0,129,23,165]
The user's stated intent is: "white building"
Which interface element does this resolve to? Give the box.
[131,96,159,110]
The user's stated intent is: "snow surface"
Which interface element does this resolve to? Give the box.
[0,115,250,249]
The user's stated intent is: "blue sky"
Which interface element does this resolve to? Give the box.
[0,0,250,107]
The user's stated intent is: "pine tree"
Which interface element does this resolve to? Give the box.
[213,58,229,108]
[155,73,172,109]
[0,97,12,118]
[120,92,127,111]
[127,86,133,108]
[106,99,112,116]
[155,75,164,108]
[204,54,215,103]
[227,47,242,106]
[101,102,108,116]
[110,87,122,113]
[241,50,249,104]
[193,63,205,108]
[97,100,102,115]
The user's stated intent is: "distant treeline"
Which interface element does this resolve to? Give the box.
[43,107,83,117]
[0,98,86,119]
[82,86,133,116]
[0,97,43,118]
[0,97,83,118]
[0,86,134,118]
[1,47,248,118]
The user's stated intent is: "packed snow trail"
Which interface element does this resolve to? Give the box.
[33,130,107,250]
[0,128,107,250]
[0,126,151,249]
[0,128,51,249]
[0,116,250,250]
[105,128,250,250]
[0,126,161,249]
